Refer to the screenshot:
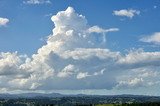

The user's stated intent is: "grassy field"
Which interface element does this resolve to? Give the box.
[96,104,114,106]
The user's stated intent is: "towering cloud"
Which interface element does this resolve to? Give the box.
[0,7,160,94]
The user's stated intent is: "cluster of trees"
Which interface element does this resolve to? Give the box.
[120,102,160,106]
[96,102,160,106]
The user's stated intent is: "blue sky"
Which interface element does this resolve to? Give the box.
[0,0,160,95]
[1,0,160,55]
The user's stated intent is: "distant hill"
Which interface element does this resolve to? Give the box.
[0,93,158,99]
[0,93,64,99]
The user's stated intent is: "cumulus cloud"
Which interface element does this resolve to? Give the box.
[57,64,76,78]
[113,9,140,18]
[0,17,9,26]
[77,72,90,79]
[23,0,51,4]
[0,52,23,76]
[117,49,160,67]
[0,7,160,93]
[140,32,160,45]
[116,67,160,89]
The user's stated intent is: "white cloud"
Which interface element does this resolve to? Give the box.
[0,52,27,76]
[116,67,160,89]
[113,9,140,18]
[0,7,160,93]
[88,26,119,34]
[140,32,160,45]
[77,72,90,79]
[57,64,76,78]
[117,49,160,66]
[116,78,144,89]
[23,0,51,4]
[0,17,9,26]
[0,6,119,91]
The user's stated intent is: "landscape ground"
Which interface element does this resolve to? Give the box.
[0,94,160,106]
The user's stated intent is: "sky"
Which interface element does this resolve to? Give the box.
[0,0,160,96]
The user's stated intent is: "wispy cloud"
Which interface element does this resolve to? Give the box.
[23,0,51,5]
[140,32,160,45]
[113,9,140,19]
[87,26,119,34]
[154,5,157,9]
